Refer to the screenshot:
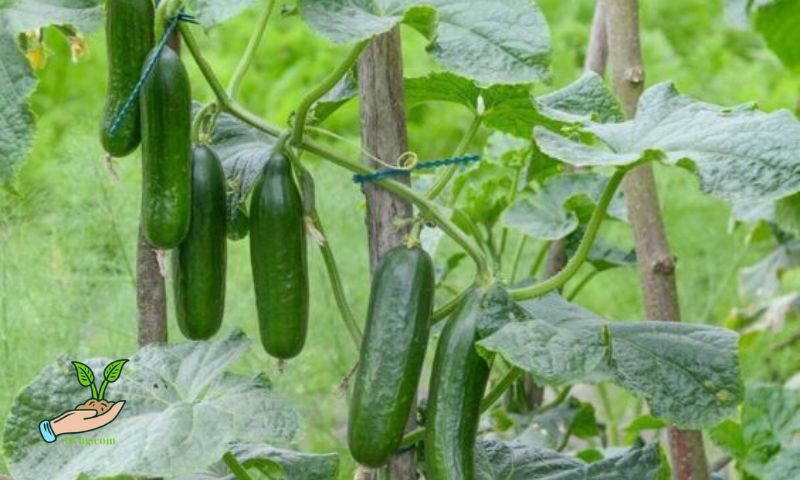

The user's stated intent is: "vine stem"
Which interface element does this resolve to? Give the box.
[498,163,525,256]
[401,366,524,447]
[566,269,598,301]
[180,24,491,282]
[309,211,363,347]
[291,41,367,147]
[431,285,472,324]
[227,0,277,98]
[425,115,483,200]
[222,452,254,480]
[509,236,528,282]
[529,240,551,277]
[509,169,626,300]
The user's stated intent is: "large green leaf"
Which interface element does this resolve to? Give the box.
[188,0,256,28]
[516,397,600,449]
[1,0,103,33]
[475,439,668,480]
[479,294,743,428]
[0,21,35,186]
[753,0,800,70]
[502,172,627,241]
[181,443,339,480]
[534,72,624,124]
[2,330,301,480]
[203,110,278,233]
[711,384,800,478]
[739,240,800,302]
[298,0,550,85]
[534,82,800,203]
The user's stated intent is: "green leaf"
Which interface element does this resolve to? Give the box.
[503,172,627,241]
[753,0,800,70]
[452,160,514,226]
[298,0,550,86]
[474,439,669,480]
[188,0,256,28]
[405,72,621,138]
[103,359,128,383]
[309,66,358,124]
[739,240,800,302]
[0,21,35,186]
[181,443,340,480]
[775,192,800,238]
[204,110,278,234]
[71,360,94,387]
[517,397,599,449]
[482,294,743,428]
[710,384,800,478]
[3,330,300,480]
[476,283,528,338]
[623,415,668,444]
[534,82,800,203]
[535,72,624,124]
[1,0,104,33]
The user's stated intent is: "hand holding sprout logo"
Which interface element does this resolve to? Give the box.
[38,359,128,443]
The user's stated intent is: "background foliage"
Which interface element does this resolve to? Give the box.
[1,0,799,477]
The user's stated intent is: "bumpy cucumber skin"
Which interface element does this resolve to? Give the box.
[140,46,192,249]
[249,152,308,359]
[348,246,435,467]
[100,0,154,157]
[426,288,490,480]
[173,146,227,340]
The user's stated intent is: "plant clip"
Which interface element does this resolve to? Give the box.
[106,7,195,136]
[352,154,480,185]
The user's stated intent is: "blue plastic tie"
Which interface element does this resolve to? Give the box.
[106,8,196,136]
[353,154,480,184]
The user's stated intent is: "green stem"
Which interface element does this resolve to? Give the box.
[180,24,492,279]
[509,236,528,283]
[223,452,254,480]
[97,380,109,400]
[597,383,620,446]
[425,115,483,201]
[401,366,523,447]
[480,367,523,411]
[510,169,626,300]
[90,383,99,400]
[432,285,473,324]
[155,0,180,40]
[566,269,598,301]
[310,211,363,348]
[537,385,572,413]
[499,165,524,256]
[529,240,551,278]
[290,41,367,147]
[227,0,277,98]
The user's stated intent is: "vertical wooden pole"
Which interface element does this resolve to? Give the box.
[356,26,416,479]
[136,229,167,346]
[602,1,710,478]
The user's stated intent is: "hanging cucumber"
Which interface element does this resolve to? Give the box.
[249,150,308,359]
[139,46,192,249]
[426,288,490,480]
[348,245,434,468]
[100,0,154,157]
[172,146,227,340]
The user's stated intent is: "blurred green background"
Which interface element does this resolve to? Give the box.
[1,0,798,477]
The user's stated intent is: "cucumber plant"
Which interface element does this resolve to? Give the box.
[2,0,800,479]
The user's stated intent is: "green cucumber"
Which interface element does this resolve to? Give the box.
[140,46,192,249]
[348,246,434,467]
[100,0,154,157]
[172,146,227,340]
[426,288,490,480]
[249,151,308,359]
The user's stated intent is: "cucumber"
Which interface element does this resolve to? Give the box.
[425,288,490,480]
[348,246,434,467]
[139,46,192,249]
[172,146,227,340]
[249,151,308,359]
[100,0,154,157]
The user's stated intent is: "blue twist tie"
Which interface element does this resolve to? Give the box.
[106,7,195,136]
[353,154,480,184]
